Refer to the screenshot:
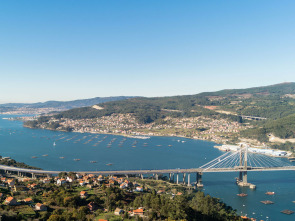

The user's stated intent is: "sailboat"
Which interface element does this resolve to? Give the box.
[53,142,56,146]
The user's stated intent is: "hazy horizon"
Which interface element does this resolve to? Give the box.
[0,81,293,105]
[1,1,295,103]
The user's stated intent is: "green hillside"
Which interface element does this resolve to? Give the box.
[53,82,295,122]
[53,96,241,124]
[25,82,295,148]
[200,82,295,97]
[242,113,295,141]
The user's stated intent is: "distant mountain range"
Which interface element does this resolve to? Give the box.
[0,96,135,114]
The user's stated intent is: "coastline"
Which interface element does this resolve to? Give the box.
[6,114,292,159]
[23,123,293,160]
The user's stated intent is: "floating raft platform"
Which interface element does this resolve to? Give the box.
[237,193,248,197]
[281,209,294,215]
[260,200,274,204]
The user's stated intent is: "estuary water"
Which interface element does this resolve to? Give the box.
[1,115,295,221]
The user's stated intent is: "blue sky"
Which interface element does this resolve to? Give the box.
[0,1,295,103]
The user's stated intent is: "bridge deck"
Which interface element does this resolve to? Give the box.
[1,165,295,175]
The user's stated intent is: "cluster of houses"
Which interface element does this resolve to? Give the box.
[3,196,47,211]
[0,172,148,217]
[39,112,250,144]
[0,176,47,210]
[0,170,187,220]
[54,173,145,192]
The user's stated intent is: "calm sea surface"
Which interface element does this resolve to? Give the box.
[1,115,295,221]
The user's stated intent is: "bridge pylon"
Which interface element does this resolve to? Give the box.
[237,143,255,188]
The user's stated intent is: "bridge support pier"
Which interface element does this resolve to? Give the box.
[239,171,243,181]
[243,171,247,184]
[187,173,191,187]
[176,174,179,184]
[183,173,186,184]
[155,174,159,180]
[196,172,203,188]
[141,174,144,180]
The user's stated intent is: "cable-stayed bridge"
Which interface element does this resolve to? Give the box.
[1,144,294,187]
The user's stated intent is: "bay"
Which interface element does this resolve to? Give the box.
[1,115,295,221]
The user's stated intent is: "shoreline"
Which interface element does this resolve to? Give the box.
[6,115,292,159]
[23,124,293,160]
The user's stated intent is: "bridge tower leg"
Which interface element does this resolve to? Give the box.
[242,145,248,184]
[196,172,203,188]
[237,144,255,187]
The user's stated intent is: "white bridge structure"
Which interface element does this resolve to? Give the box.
[1,144,294,187]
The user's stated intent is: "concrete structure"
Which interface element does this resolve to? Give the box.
[0,146,293,188]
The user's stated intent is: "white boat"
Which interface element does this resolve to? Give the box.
[53,142,56,146]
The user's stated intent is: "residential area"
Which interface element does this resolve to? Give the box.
[28,113,252,145]
[0,170,217,221]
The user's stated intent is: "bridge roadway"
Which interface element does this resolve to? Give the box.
[1,164,295,175]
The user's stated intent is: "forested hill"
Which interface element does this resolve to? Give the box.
[54,82,295,121]
[199,82,295,97]
[53,97,225,124]
[48,82,295,143]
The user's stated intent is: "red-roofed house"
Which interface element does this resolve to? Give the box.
[35,203,47,211]
[136,186,143,192]
[80,191,88,198]
[133,208,144,216]
[7,179,15,187]
[23,198,33,203]
[5,197,18,206]
[57,179,66,186]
